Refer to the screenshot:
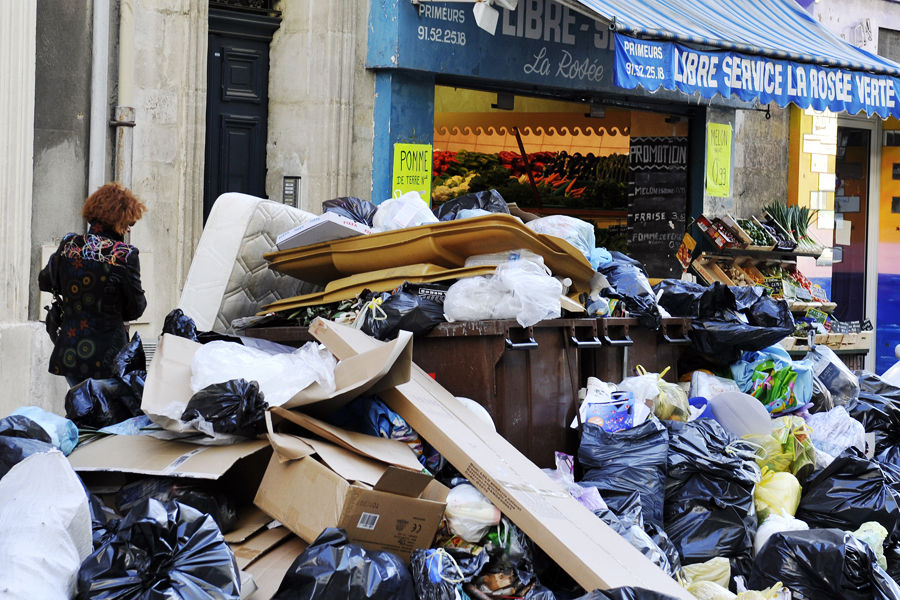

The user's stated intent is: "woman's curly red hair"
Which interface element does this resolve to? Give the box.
[82,183,147,235]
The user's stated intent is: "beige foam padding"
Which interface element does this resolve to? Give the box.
[178,193,319,332]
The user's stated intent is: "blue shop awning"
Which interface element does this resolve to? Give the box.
[557,0,900,118]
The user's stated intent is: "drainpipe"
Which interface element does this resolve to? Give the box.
[112,0,135,187]
[88,0,110,193]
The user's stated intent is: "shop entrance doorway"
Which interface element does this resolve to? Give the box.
[831,126,871,323]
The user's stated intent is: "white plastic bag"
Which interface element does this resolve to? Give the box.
[373,191,439,231]
[443,260,562,327]
[0,451,92,599]
[191,340,336,408]
[805,405,866,458]
[526,215,595,263]
[805,344,860,406]
[754,512,809,556]
[445,483,501,543]
[690,371,741,400]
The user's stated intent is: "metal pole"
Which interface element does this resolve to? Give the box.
[113,0,135,187]
[88,0,110,193]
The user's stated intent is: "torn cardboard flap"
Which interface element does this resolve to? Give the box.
[269,406,424,473]
[309,318,694,599]
[68,434,270,480]
[142,330,412,436]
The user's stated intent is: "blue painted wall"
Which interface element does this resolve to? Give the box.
[877,273,900,373]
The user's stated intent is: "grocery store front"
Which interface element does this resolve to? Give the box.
[366,0,747,279]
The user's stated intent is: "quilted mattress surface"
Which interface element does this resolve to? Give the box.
[178,193,319,332]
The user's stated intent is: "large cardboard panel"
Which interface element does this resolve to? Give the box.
[230,526,293,570]
[141,331,412,434]
[309,318,693,598]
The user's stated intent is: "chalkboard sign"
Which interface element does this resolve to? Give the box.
[627,137,688,278]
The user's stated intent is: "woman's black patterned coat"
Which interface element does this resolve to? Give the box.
[38,222,147,380]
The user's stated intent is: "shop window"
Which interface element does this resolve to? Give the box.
[431,86,690,276]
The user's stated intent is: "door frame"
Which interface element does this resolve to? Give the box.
[837,113,881,371]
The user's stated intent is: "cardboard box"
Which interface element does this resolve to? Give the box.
[68,435,273,519]
[308,318,694,598]
[142,330,412,435]
[254,407,447,561]
[276,211,373,250]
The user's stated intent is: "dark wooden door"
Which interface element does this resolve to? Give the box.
[204,8,280,221]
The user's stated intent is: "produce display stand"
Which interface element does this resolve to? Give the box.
[243,316,693,467]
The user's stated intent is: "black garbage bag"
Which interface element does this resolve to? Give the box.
[482,516,536,587]
[578,419,669,527]
[750,528,900,600]
[114,333,147,400]
[432,189,509,221]
[410,547,489,600]
[795,448,900,543]
[663,419,759,580]
[745,295,793,328]
[181,378,268,439]
[65,334,146,428]
[887,544,900,586]
[845,390,900,461]
[859,371,900,400]
[729,285,765,312]
[89,494,120,549]
[0,435,54,480]
[114,477,239,534]
[65,377,141,428]
[689,318,795,365]
[652,280,735,318]
[359,283,447,341]
[323,196,378,227]
[162,308,199,341]
[0,414,52,443]
[274,527,414,600]
[76,498,240,599]
[599,252,661,330]
[594,492,680,577]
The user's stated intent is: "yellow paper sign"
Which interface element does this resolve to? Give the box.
[706,123,732,197]
[392,143,433,205]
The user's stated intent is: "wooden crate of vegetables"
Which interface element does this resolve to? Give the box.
[763,203,825,256]
[732,216,776,251]
[692,254,735,286]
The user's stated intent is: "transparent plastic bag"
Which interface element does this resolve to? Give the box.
[805,344,860,406]
[525,215,595,264]
[743,416,816,480]
[754,511,808,556]
[754,467,801,522]
[373,191,439,231]
[626,366,691,422]
[445,484,501,543]
[806,405,866,458]
[190,340,336,408]
[443,260,561,328]
[689,371,740,400]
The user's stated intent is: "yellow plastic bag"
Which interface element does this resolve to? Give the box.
[754,467,801,522]
[681,556,731,588]
[635,365,691,422]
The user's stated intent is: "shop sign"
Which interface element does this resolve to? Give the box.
[706,123,732,198]
[376,1,620,94]
[392,143,433,205]
[614,35,900,119]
